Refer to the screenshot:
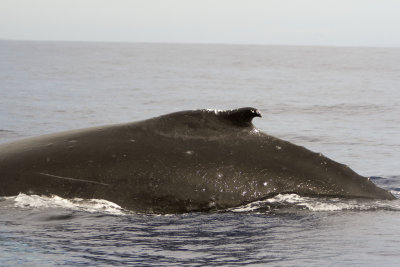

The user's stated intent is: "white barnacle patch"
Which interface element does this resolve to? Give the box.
[242,191,247,196]
[216,173,223,178]
[276,145,282,150]
[185,150,194,155]
[129,139,136,143]
[263,182,268,186]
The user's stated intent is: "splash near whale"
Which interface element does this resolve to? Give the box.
[0,108,395,213]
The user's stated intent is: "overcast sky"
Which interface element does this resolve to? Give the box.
[1,0,400,47]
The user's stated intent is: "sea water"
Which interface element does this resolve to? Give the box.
[0,40,400,266]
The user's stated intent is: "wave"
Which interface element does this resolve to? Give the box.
[230,193,400,213]
[3,192,400,215]
[3,193,127,215]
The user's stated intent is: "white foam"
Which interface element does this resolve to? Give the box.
[391,190,400,199]
[231,193,400,212]
[267,193,305,203]
[230,200,266,212]
[268,194,370,211]
[9,193,400,214]
[12,193,126,215]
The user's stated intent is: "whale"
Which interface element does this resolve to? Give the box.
[0,107,395,213]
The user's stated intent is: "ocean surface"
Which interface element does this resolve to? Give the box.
[1,40,400,266]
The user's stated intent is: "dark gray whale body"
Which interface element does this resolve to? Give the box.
[0,108,395,213]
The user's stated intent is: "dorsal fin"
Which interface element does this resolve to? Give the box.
[221,107,262,127]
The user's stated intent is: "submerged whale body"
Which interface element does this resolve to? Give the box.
[0,108,395,213]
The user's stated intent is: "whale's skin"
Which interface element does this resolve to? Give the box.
[0,108,395,213]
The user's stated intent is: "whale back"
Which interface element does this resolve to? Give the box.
[0,107,395,213]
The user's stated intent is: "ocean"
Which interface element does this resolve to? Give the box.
[0,40,400,266]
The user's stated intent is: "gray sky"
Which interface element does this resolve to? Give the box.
[1,0,400,47]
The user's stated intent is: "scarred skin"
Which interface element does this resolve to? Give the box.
[0,108,395,213]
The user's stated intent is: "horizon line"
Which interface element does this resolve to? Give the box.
[1,38,400,50]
